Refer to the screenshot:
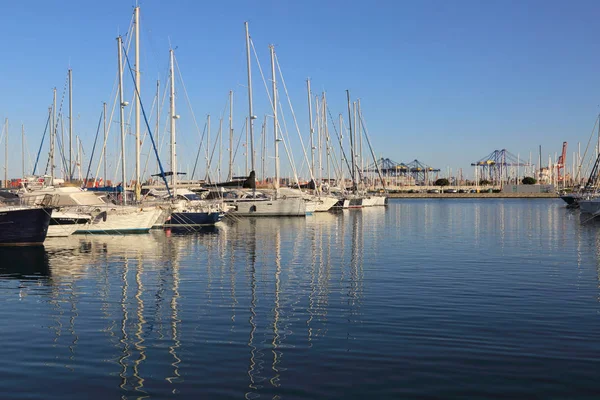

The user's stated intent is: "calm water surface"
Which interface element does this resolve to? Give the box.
[0,199,599,399]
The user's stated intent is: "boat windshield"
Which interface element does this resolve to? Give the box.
[180,193,201,201]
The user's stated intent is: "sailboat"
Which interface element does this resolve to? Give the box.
[159,48,224,229]
[24,14,162,235]
[18,85,94,237]
[303,82,344,212]
[208,23,305,217]
[333,92,388,209]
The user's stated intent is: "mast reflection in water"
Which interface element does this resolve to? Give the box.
[0,200,599,399]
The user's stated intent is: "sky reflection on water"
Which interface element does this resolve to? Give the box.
[0,200,598,399]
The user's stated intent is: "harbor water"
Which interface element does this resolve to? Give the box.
[0,199,599,399]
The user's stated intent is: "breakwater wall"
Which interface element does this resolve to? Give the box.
[386,192,558,199]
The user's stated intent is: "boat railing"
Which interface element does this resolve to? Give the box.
[19,194,59,208]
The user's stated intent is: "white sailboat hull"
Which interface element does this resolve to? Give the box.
[337,197,364,209]
[312,196,339,212]
[74,207,162,234]
[47,224,81,238]
[334,195,387,209]
[305,201,317,215]
[363,195,388,207]
[361,197,377,207]
[46,209,93,237]
[226,197,306,217]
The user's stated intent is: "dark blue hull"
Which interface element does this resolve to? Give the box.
[164,211,223,228]
[0,207,52,245]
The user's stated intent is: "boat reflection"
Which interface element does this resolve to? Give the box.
[228,214,366,399]
[0,214,370,398]
[0,246,49,279]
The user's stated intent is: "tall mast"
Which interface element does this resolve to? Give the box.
[117,36,127,205]
[4,119,7,188]
[244,117,248,175]
[51,88,57,185]
[103,102,107,185]
[68,68,73,181]
[156,80,160,177]
[218,117,223,181]
[21,124,25,179]
[339,113,344,187]
[206,114,210,182]
[228,90,233,181]
[353,101,358,189]
[346,90,356,192]
[307,79,314,177]
[60,114,65,179]
[270,45,279,193]
[134,6,141,201]
[261,115,267,181]
[169,48,177,195]
[244,22,255,172]
[77,136,82,180]
[352,101,362,190]
[324,92,330,186]
[358,99,363,187]
[46,107,51,178]
[318,94,324,184]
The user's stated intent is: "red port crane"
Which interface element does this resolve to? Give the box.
[556,141,568,181]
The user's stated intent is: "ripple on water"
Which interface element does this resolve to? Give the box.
[0,200,599,398]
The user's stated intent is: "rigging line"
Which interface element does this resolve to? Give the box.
[575,113,599,184]
[276,98,301,187]
[203,95,232,181]
[274,53,316,186]
[190,120,207,180]
[319,98,337,183]
[45,72,70,175]
[24,128,33,176]
[207,117,223,178]
[173,55,208,167]
[122,42,171,197]
[153,64,171,170]
[114,81,137,185]
[112,96,133,185]
[149,61,171,168]
[358,110,387,192]
[139,90,159,179]
[93,20,135,185]
[141,22,163,77]
[55,73,70,171]
[33,113,51,175]
[83,109,105,188]
[326,136,343,183]
[250,40,300,187]
[274,88,300,186]
[326,106,353,181]
[54,117,70,178]
[232,118,247,168]
[260,116,267,181]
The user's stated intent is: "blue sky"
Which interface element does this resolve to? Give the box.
[1,0,599,181]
